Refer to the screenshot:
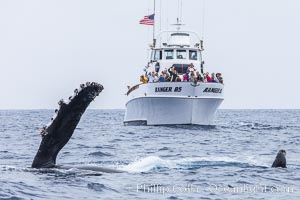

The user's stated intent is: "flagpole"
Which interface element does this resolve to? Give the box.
[153,0,156,47]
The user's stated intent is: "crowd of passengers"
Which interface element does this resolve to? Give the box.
[140,63,223,84]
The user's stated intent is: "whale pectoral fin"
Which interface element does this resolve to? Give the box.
[32,83,103,168]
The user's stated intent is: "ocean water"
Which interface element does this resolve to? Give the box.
[0,109,299,200]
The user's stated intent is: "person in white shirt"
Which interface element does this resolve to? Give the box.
[187,63,196,72]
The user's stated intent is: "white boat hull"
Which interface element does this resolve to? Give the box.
[124,82,224,125]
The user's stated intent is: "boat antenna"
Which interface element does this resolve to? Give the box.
[177,0,180,22]
[201,0,206,40]
[166,0,169,31]
[200,0,206,74]
[177,0,183,23]
[159,0,162,32]
[153,0,156,47]
[172,0,184,31]
[180,0,183,23]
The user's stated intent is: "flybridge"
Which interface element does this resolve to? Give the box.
[166,33,191,47]
[154,30,204,49]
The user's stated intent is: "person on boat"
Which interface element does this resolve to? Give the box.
[165,73,171,82]
[140,75,148,84]
[147,72,154,83]
[153,72,159,82]
[216,73,223,84]
[196,71,204,82]
[158,72,165,82]
[202,73,206,82]
[211,73,219,83]
[171,70,179,82]
[205,72,212,82]
[162,68,168,75]
[189,71,197,83]
[187,63,196,72]
[168,65,175,77]
[183,70,190,82]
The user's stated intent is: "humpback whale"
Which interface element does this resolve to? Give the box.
[271,149,287,168]
[32,83,286,172]
[32,82,104,169]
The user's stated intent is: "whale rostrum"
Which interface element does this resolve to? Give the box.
[271,149,287,168]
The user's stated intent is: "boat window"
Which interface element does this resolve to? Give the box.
[173,64,190,74]
[165,50,174,60]
[176,50,187,59]
[189,50,197,60]
[154,50,162,60]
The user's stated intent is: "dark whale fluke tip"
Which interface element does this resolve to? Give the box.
[272,149,286,168]
[32,83,103,168]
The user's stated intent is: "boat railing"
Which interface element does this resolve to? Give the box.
[126,82,223,96]
[126,84,141,96]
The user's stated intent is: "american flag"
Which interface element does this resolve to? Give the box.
[139,14,155,26]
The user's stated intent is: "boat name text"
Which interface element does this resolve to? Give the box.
[155,87,182,92]
[203,88,222,93]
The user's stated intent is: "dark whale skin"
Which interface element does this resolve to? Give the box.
[32,83,103,168]
[271,150,286,168]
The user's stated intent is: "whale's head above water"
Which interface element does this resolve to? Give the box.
[32,83,103,168]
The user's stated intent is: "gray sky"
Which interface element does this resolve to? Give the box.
[0,0,299,109]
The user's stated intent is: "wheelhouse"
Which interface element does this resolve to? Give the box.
[147,31,204,75]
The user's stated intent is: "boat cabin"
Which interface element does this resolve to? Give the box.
[147,31,204,75]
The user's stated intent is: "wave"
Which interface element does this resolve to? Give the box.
[235,122,295,131]
[87,183,118,193]
[88,151,112,157]
[118,156,268,173]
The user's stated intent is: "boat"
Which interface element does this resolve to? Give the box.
[124,4,224,126]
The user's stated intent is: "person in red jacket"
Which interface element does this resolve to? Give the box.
[206,72,212,82]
